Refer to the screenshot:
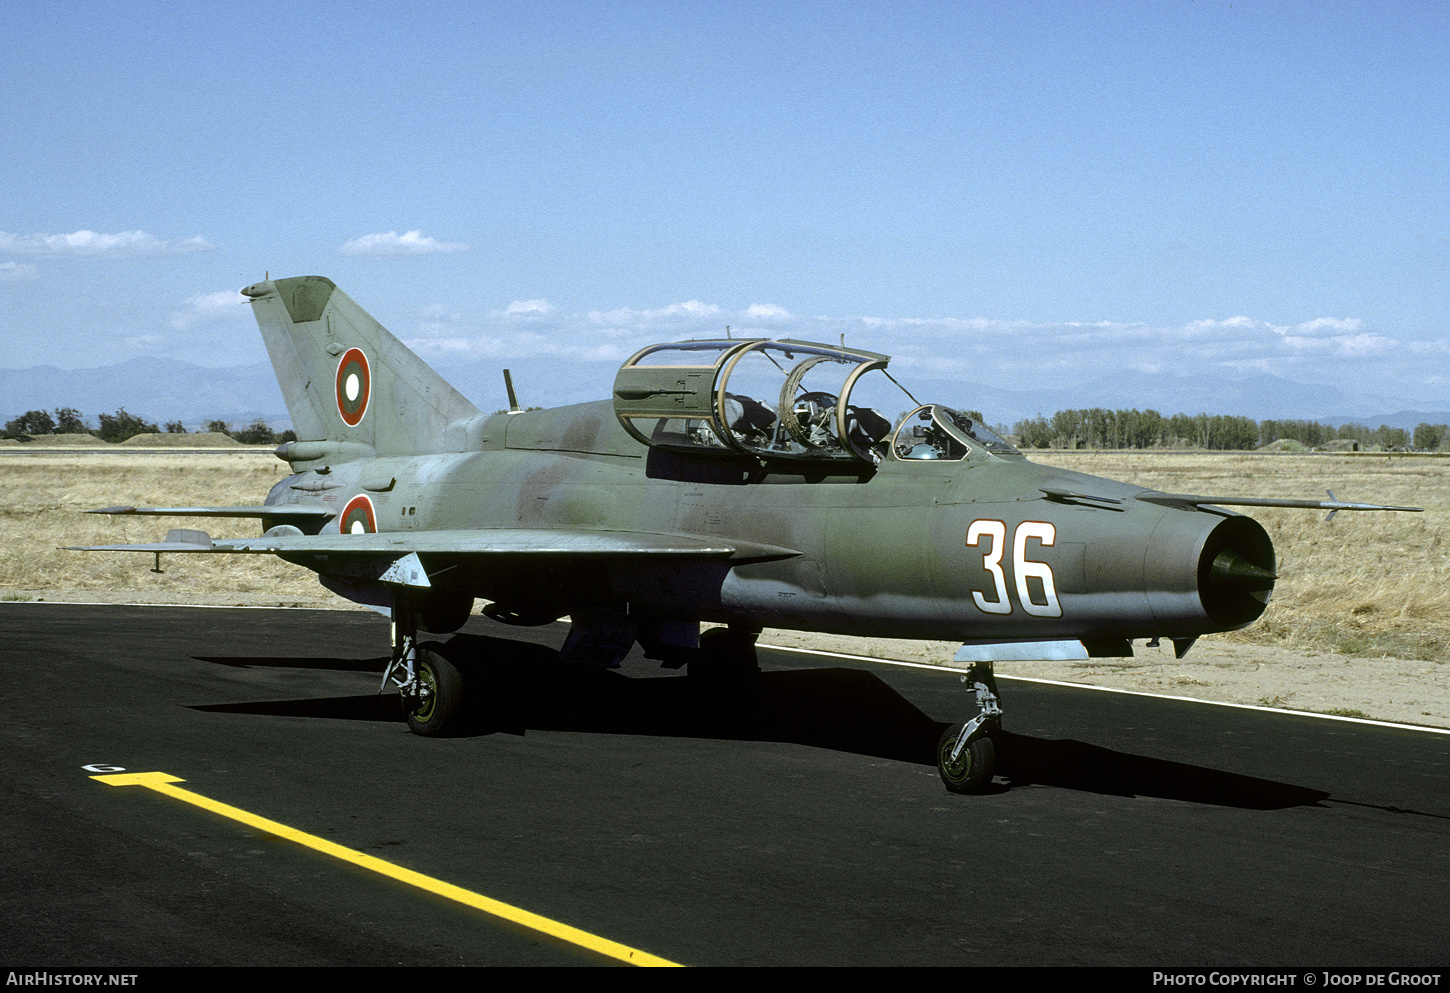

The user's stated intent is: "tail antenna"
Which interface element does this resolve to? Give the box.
[503,369,521,412]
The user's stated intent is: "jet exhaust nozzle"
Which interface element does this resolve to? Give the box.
[1197,516,1277,629]
[1208,548,1277,600]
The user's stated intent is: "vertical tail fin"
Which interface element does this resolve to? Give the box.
[241,276,479,458]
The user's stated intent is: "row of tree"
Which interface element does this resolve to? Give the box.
[7,402,1446,452]
[1011,408,1450,452]
[2,407,296,445]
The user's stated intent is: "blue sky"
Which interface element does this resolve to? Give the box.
[3,0,1447,417]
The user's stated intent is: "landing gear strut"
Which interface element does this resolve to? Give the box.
[381,588,466,736]
[937,661,1002,793]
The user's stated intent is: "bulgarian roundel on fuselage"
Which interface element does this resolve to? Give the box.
[340,494,376,534]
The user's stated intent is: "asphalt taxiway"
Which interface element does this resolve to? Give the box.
[2,602,1447,966]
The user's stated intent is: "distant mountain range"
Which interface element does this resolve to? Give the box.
[3,357,1446,434]
[0,358,289,431]
[913,373,1450,432]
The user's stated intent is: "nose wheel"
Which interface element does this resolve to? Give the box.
[936,661,1001,794]
[937,726,996,793]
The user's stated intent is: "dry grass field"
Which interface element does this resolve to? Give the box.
[0,450,334,606]
[2,446,1446,726]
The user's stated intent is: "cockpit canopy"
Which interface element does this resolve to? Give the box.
[612,338,1017,466]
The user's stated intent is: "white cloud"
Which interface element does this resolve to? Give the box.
[388,292,1448,415]
[405,296,740,366]
[338,230,470,255]
[587,300,722,325]
[123,333,167,351]
[169,290,248,331]
[1280,331,1395,358]
[1294,317,1364,336]
[0,261,39,281]
[1173,317,1269,344]
[92,289,263,365]
[0,230,213,256]
[1408,340,1450,356]
[745,303,791,319]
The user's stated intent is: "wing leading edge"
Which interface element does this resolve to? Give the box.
[87,505,334,519]
[66,527,799,562]
[1134,490,1422,519]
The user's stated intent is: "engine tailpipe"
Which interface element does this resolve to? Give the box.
[1198,516,1276,629]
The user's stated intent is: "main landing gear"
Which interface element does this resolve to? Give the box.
[381,588,467,736]
[936,661,1002,793]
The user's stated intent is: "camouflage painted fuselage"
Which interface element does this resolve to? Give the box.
[264,397,1271,645]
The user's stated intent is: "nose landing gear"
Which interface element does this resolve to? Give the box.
[937,661,1002,794]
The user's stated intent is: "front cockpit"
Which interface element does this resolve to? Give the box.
[612,338,1018,467]
[890,404,1019,461]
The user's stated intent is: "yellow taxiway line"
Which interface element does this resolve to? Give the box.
[92,771,681,967]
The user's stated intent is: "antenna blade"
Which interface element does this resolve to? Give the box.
[503,369,520,412]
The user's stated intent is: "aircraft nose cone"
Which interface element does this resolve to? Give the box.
[1206,547,1277,603]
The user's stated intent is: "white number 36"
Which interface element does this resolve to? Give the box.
[965,520,1062,618]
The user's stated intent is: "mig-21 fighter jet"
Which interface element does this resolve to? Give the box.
[74,276,1418,792]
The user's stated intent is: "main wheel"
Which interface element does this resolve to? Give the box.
[936,724,996,794]
[405,647,466,737]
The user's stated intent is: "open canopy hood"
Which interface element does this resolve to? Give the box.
[612,338,1017,466]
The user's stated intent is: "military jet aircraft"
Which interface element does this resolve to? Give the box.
[74,276,1419,792]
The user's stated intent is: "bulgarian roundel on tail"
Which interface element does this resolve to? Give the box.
[335,348,371,426]
[241,275,479,458]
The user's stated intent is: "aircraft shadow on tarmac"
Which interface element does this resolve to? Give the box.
[191,632,1328,810]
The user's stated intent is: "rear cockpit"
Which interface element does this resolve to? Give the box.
[612,338,1018,467]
